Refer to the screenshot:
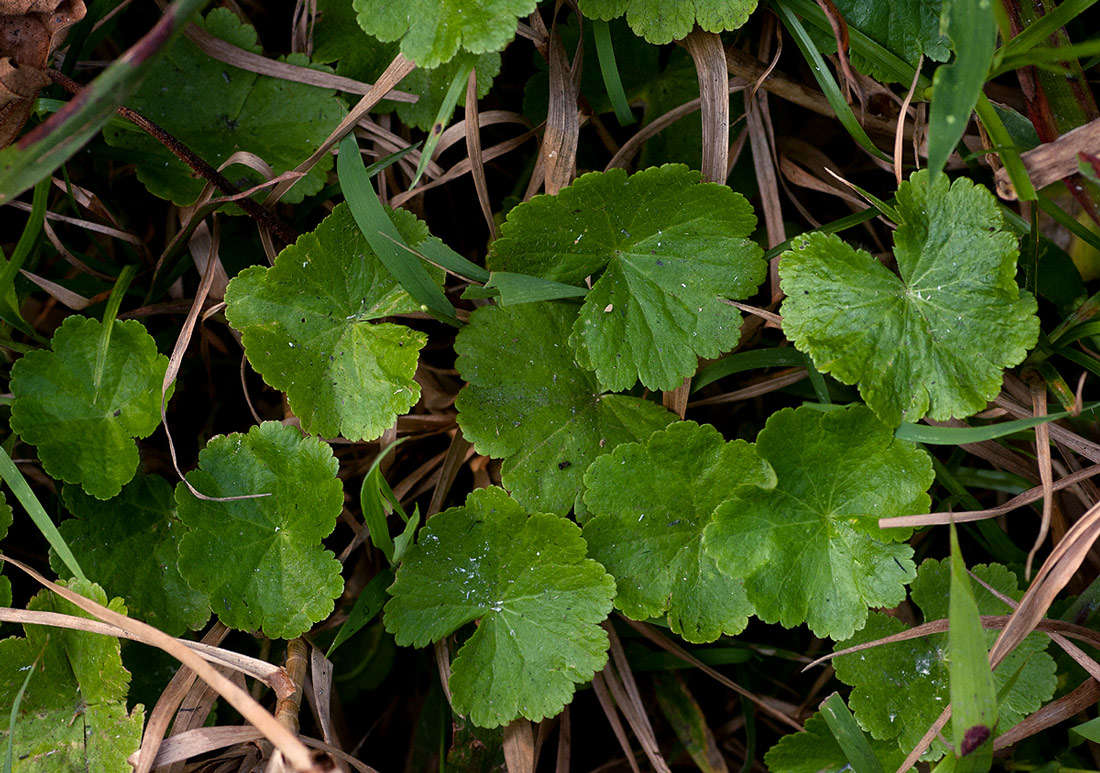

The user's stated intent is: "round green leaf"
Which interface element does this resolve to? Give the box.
[55,475,210,636]
[101,9,346,206]
[488,165,766,391]
[353,0,537,68]
[0,580,143,772]
[779,171,1040,426]
[703,404,933,640]
[226,204,432,441]
[455,301,674,514]
[384,487,616,727]
[578,0,758,44]
[834,560,1057,760]
[175,422,344,639]
[582,421,775,642]
[10,316,169,500]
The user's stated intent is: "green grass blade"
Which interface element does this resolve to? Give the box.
[0,445,85,582]
[764,206,880,261]
[818,692,884,773]
[928,0,997,183]
[974,95,1036,201]
[895,401,1100,443]
[358,438,409,565]
[776,0,925,86]
[773,2,891,163]
[996,0,1099,60]
[693,348,809,391]
[337,135,459,325]
[1038,195,1100,253]
[593,20,636,126]
[474,272,587,305]
[3,642,44,773]
[947,523,995,769]
[0,0,210,203]
[386,235,491,283]
[0,177,49,336]
[93,264,136,394]
[411,64,471,190]
[326,569,393,658]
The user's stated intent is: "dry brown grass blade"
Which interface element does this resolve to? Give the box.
[427,431,473,516]
[135,622,229,773]
[898,707,950,772]
[391,126,540,207]
[994,677,1100,750]
[166,677,222,773]
[265,53,416,206]
[989,498,1100,668]
[464,67,498,241]
[503,719,535,773]
[605,623,672,772]
[555,706,571,773]
[621,618,803,731]
[689,368,807,407]
[159,218,268,503]
[184,23,415,100]
[308,645,337,746]
[19,268,92,309]
[724,47,913,139]
[606,80,747,170]
[683,29,730,183]
[147,726,266,768]
[9,199,142,243]
[541,29,579,194]
[894,55,923,186]
[994,115,1100,200]
[591,672,643,773]
[1028,376,1055,578]
[299,736,377,772]
[435,109,531,155]
[662,378,691,419]
[995,389,1100,463]
[0,608,284,684]
[0,556,324,771]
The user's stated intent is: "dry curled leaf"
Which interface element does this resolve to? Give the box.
[0,0,85,147]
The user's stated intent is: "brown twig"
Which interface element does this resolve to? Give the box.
[45,68,298,245]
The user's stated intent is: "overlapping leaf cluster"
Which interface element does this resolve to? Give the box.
[0,0,1063,762]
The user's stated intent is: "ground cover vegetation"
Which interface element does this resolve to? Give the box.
[0,0,1098,770]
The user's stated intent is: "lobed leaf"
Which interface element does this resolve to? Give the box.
[455,301,674,515]
[353,0,537,68]
[703,404,932,640]
[0,580,143,771]
[226,204,435,442]
[779,171,1039,426]
[175,422,345,639]
[833,560,1058,760]
[582,421,775,642]
[578,0,758,44]
[101,9,346,206]
[54,475,210,637]
[10,316,169,500]
[488,165,766,391]
[384,486,616,727]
